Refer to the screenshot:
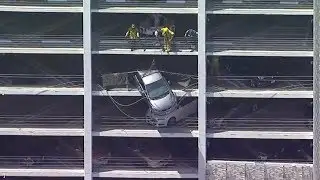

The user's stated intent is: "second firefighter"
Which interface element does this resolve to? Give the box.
[125,24,140,51]
[157,26,175,52]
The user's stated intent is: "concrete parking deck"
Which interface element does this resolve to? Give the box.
[92,0,197,14]
[0,47,83,54]
[0,5,82,13]
[206,1,313,15]
[93,7,197,14]
[94,128,199,138]
[94,168,198,178]
[0,128,84,136]
[209,90,313,98]
[207,130,313,139]
[0,87,84,96]
[94,49,197,55]
[0,1,82,13]
[0,169,84,177]
[0,87,312,98]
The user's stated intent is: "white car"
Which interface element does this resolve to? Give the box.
[134,70,178,115]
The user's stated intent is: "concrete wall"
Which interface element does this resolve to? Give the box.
[207,160,313,180]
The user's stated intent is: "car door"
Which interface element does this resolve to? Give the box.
[133,74,147,97]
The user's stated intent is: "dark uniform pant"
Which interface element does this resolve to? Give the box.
[128,38,138,50]
[163,36,173,52]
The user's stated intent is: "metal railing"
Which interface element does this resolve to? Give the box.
[0,34,83,48]
[207,37,313,51]
[0,156,83,168]
[207,118,313,131]
[94,156,197,169]
[207,0,313,10]
[0,115,83,128]
[97,0,198,8]
[0,74,83,88]
[1,34,311,52]
[98,36,197,51]
[96,116,198,129]
[207,76,313,90]
[0,74,84,88]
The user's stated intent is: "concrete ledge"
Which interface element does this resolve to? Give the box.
[0,128,197,137]
[94,169,198,178]
[207,160,312,180]
[0,87,84,96]
[208,90,313,98]
[0,5,82,13]
[0,169,84,177]
[207,131,313,139]
[92,7,197,14]
[93,49,197,55]
[208,160,313,166]
[0,128,84,136]
[94,89,312,98]
[0,48,83,54]
[93,89,198,97]
[207,9,313,15]
[0,88,311,99]
[207,50,313,57]
[93,129,199,138]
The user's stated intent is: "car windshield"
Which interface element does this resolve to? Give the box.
[145,78,170,100]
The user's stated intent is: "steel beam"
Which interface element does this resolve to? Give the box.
[83,0,92,180]
[198,0,207,179]
[313,0,320,178]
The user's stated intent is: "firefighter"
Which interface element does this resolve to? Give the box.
[125,24,140,51]
[184,29,198,51]
[160,26,175,52]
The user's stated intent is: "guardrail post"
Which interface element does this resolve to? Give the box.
[83,0,93,180]
[198,0,207,179]
[313,0,320,178]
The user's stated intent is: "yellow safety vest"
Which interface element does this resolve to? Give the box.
[161,27,174,37]
[127,27,138,38]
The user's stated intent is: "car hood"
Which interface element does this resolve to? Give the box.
[149,93,175,112]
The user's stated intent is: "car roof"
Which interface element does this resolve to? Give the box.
[137,70,163,85]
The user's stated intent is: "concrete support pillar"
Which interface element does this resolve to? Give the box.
[313,0,320,178]
[83,1,92,180]
[198,0,207,179]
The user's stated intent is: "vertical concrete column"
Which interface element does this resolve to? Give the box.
[83,0,93,180]
[313,0,320,179]
[198,0,207,180]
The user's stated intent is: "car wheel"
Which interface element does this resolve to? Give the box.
[167,117,176,126]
